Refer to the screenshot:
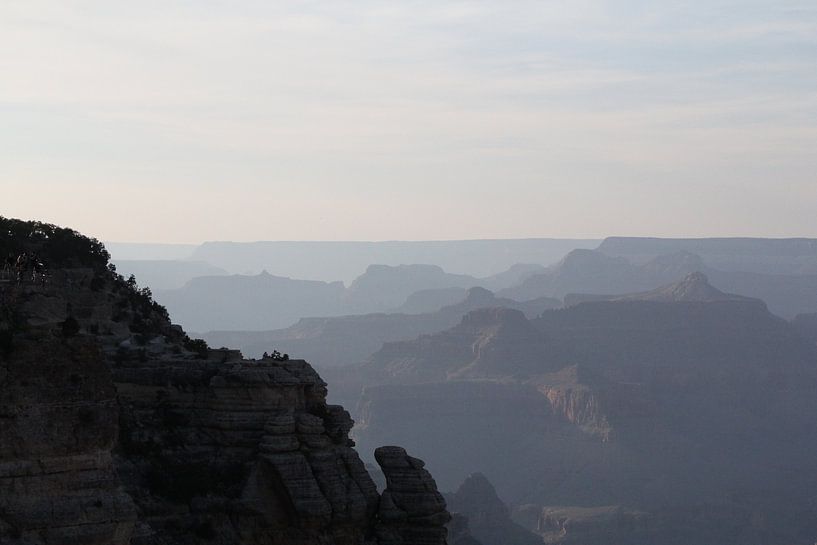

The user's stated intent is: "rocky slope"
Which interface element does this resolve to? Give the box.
[203,287,560,366]
[360,307,557,384]
[155,270,347,331]
[597,236,817,274]
[608,271,749,302]
[0,218,450,545]
[501,248,817,318]
[511,504,650,545]
[562,271,750,306]
[348,274,817,544]
[159,262,556,334]
[343,265,479,314]
[445,473,540,545]
[379,265,547,315]
[793,312,817,344]
[498,249,704,302]
[111,260,228,290]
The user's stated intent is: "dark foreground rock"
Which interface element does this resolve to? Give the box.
[374,446,451,545]
[0,217,450,545]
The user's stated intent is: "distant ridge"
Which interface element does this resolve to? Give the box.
[598,237,817,274]
[189,239,599,282]
[600,236,817,250]
[564,272,759,307]
[499,249,702,301]
[203,286,559,365]
[612,272,755,303]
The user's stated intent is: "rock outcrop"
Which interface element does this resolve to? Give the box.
[113,355,384,545]
[793,312,817,344]
[501,247,817,319]
[360,307,557,384]
[446,473,540,545]
[611,271,749,302]
[155,270,347,331]
[0,333,136,544]
[498,249,684,301]
[0,217,450,545]
[202,286,559,367]
[373,446,450,545]
[349,272,817,544]
[446,514,483,545]
[512,504,650,545]
[597,236,817,275]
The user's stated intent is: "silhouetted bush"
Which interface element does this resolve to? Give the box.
[263,349,290,361]
[184,337,209,359]
[0,216,109,271]
[90,276,105,292]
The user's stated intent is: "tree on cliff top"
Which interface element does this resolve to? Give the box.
[0,216,110,270]
[1,216,171,326]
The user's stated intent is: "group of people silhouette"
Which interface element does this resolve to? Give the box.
[262,350,290,361]
[1,252,47,284]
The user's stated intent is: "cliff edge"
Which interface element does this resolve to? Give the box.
[0,217,450,545]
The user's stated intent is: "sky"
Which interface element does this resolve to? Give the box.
[2,1,816,243]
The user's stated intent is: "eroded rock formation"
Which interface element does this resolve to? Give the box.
[350,273,817,544]
[445,473,539,545]
[373,446,450,545]
[0,218,450,545]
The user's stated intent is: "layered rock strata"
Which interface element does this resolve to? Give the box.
[373,446,450,545]
[0,219,451,545]
[112,356,385,545]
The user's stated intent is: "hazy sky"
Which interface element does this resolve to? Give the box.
[3,1,816,242]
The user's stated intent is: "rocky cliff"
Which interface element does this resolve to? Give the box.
[203,286,560,366]
[0,218,450,545]
[348,273,817,544]
[597,236,817,274]
[501,247,817,319]
[445,473,540,545]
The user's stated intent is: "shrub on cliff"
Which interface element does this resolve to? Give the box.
[2,216,174,340]
[183,337,209,359]
[0,216,110,270]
